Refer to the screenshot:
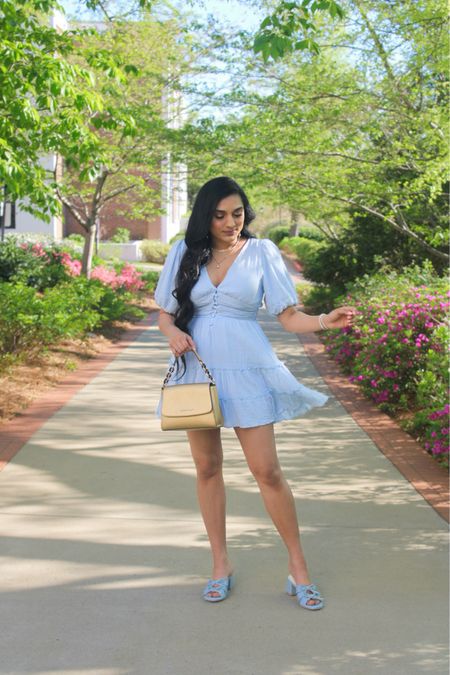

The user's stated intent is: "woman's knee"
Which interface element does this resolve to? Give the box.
[194,454,223,481]
[251,462,283,488]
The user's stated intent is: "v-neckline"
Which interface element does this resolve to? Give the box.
[205,238,250,289]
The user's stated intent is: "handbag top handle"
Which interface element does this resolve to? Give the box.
[162,349,216,387]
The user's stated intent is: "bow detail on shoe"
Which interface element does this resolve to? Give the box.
[294,583,324,610]
[285,575,324,610]
[202,575,235,602]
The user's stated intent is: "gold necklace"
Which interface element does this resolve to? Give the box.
[210,238,241,269]
[211,242,239,254]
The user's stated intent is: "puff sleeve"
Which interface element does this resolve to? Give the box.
[261,239,298,316]
[154,238,187,314]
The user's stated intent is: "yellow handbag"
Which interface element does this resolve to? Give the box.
[160,349,224,431]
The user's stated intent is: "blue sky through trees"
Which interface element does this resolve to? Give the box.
[59,0,264,30]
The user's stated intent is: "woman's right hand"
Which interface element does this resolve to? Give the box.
[168,328,196,358]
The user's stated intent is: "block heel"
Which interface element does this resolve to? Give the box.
[285,576,297,595]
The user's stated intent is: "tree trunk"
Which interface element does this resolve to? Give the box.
[289,209,300,237]
[81,222,97,278]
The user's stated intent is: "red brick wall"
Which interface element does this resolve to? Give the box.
[62,169,163,241]
[64,204,162,241]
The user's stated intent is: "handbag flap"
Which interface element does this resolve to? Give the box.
[161,383,214,417]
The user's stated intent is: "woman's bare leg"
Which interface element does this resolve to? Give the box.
[234,423,319,606]
[186,428,233,596]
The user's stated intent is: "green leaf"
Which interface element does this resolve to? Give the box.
[260,17,273,30]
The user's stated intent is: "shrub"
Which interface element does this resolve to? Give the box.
[2,239,146,298]
[139,270,160,292]
[110,227,131,243]
[84,278,129,322]
[9,233,55,247]
[266,225,290,245]
[422,403,449,465]
[0,279,102,364]
[415,324,449,411]
[91,262,144,292]
[297,282,345,315]
[298,209,445,292]
[40,279,104,339]
[0,275,137,368]
[59,241,83,257]
[296,226,326,241]
[140,239,171,263]
[65,234,85,245]
[0,239,83,289]
[319,260,449,465]
[0,282,48,357]
[0,238,46,284]
[279,236,325,265]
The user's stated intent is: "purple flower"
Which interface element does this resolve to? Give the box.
[377,390,389,402]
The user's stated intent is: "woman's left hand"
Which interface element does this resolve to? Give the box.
[324,306,357,330]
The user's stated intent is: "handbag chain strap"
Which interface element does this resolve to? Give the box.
[162,349,216,386]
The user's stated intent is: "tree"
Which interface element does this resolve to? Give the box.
[0,0,347,226]
[57,15,189,275]
[176,0,449,267]
[0,0,153,219]
[0,0,98,217]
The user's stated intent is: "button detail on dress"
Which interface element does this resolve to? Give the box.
[210,289,219,326]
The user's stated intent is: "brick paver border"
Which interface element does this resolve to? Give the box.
[298,331,449,523]
[0,312,158,472]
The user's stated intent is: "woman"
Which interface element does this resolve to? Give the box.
[154,177,356,610]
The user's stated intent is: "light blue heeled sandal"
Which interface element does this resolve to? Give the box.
[285,574,324,610]
[203,574,235,603]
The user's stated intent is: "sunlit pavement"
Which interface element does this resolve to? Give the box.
[0,310,448,675]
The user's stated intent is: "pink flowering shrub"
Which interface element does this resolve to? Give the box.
[15,241,82,288]
[91,263,144,292]
[20,242,81,275]
[90,265,117,287]
[22,242,47,258]
[15,242,144,295]
[57,252,82,277]
[0,240,147,371]
[321,262,449,466]
[115,263,145,292]
[18,242,144,293]
[424,404,449,457]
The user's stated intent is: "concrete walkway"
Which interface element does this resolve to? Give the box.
[0,311,448,675]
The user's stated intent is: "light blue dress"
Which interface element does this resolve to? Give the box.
[154,237,329,428]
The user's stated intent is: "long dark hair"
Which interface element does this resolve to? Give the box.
[172,176,256,376]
